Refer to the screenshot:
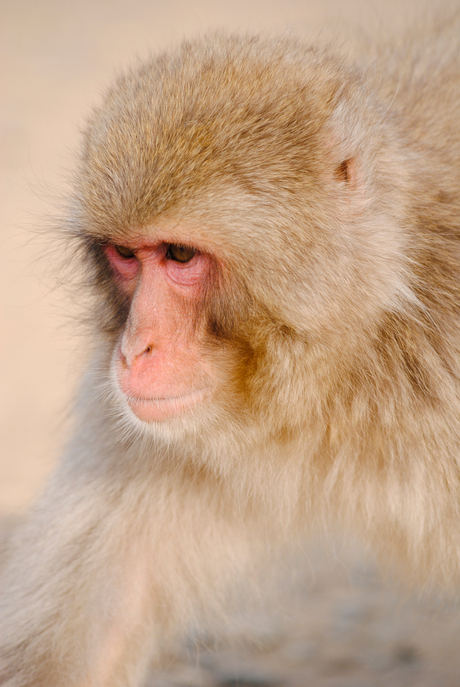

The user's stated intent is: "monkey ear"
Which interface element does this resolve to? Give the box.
[334,157,357,189]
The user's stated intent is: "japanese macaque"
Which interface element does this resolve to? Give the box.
[2,17,460,687]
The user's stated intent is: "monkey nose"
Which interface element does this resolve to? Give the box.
[119,342,153,368]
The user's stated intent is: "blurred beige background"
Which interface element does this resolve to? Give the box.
[3,2,460,686]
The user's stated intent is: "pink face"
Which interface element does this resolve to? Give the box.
[105,237,217,423]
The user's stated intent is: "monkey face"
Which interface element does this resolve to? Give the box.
[102,230,223,423]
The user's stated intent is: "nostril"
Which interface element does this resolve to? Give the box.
[119,341,154,367]
[133,344,154,361]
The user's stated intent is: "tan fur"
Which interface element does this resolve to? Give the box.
[2,18,460,686]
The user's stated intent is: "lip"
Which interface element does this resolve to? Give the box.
[126,388,210,422]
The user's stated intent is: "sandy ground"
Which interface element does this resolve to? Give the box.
[2,0,460,684]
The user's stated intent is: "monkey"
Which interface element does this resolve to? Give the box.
[1,16,460,686]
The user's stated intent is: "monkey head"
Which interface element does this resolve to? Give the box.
[70,34,412,440]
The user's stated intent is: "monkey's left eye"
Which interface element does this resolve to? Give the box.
[166,244,196,263]
[115,245,136,259]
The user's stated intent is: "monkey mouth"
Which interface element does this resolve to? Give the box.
[125,388,210,422]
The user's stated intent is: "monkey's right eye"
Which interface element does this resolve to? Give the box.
[115,245,136,259]
[166,244,197,263]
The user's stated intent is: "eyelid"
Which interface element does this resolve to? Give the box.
[104,244,139,281]
[115,245,136,258]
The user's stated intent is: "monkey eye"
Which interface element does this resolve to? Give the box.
[166,244,196,263]
[115,245,136,259]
